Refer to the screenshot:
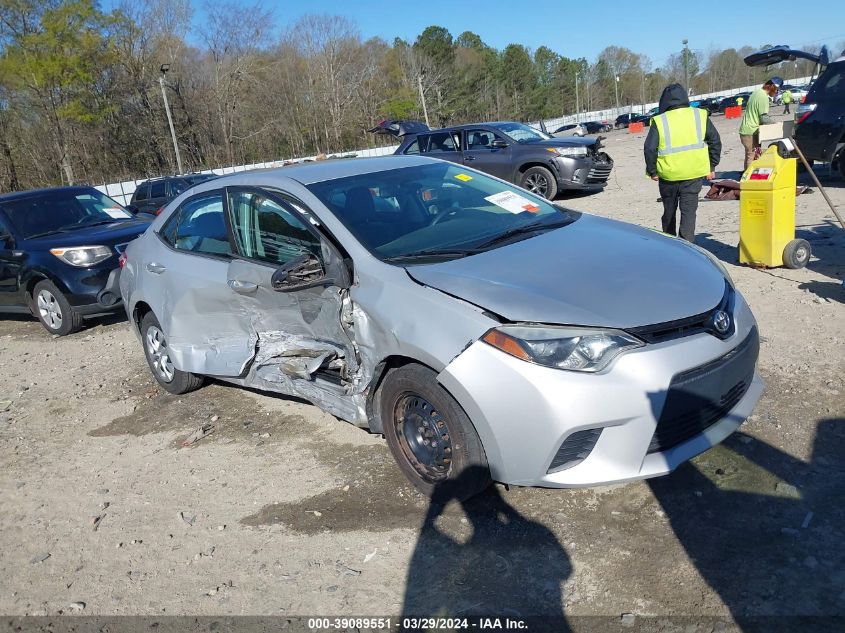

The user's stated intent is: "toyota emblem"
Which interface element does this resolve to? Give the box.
[713,310,731,334]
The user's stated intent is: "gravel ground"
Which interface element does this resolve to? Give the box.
[1,113,843,628]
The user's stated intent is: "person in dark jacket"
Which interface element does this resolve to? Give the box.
[644,84,722,242]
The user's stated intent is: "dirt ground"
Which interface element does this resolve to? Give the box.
[1,113,844,629]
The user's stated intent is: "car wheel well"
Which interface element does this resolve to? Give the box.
[133,301,153,332]
[518,161,555,175]
[365,355,440,435]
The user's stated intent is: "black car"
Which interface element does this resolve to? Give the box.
[129,176,194,215]
[372,119,613,200]
[0,186,150,335]
[795,52,845,179]
[581,120,613,134]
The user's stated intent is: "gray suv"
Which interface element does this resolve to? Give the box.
[373,120,613,200]
[121,156,761,500]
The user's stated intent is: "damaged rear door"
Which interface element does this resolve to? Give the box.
[223,187,361,420]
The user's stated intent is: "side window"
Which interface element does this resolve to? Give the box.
[160,192,232,257]
[423,131,458,152]
[465,129,494,150]
[403,139,420,155]
[134,185,148,202]
[227,190,321,266]
[149,181,166,198]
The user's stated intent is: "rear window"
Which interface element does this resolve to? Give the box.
[809,63,844,101]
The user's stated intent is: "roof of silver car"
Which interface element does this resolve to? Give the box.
[225,155,436,186]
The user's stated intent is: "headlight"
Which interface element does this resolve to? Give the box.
[50,245,112,267]
[548,146,588,157]
[481,325,644,373]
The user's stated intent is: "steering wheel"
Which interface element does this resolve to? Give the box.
[430,205,465,226]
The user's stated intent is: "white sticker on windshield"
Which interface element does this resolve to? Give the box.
[484,191,541,214]
[104,208,131,219]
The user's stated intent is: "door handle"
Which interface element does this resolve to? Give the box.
[145,262,166,274]
[228,279,258,294]
[463,155,476,161]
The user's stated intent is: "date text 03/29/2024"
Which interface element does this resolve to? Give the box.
[307,617,529,630]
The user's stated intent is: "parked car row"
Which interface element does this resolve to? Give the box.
[1,146,763,501]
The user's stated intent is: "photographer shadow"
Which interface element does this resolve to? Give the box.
[401,467,571,629]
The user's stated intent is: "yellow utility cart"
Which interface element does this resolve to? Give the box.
[739,145,810,269]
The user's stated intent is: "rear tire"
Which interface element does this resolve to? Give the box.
[380,364,490,502]
[140,312,204,394]
[32,280,83,336]
[520,165,558,200]
[783,239,811,269]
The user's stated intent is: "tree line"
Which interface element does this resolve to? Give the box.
[0,0,835,191]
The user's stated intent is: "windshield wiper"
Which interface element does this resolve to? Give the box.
[473,218,572,250]
[25,229,69,239]
[69,219,119,229]
[384,247,482,262]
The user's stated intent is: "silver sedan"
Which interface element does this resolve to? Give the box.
[120,155,763,500]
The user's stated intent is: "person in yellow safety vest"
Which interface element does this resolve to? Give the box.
[782,88,793,114]
[736,95,745,107]
[644,84,722,242]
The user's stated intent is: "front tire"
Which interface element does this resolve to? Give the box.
[32,280,83,336]
[380,364,490,502]
[140,312,204,394]
[520,165,558,200]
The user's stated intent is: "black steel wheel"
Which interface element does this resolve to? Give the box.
[380,364,490,501]
[520,166,558,200]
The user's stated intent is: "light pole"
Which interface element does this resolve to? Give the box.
[682,39,690,94]
[574,71,580,123]
[614,74,620,116]
[158,64,183,175]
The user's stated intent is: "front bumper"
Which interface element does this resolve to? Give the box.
[65,266,123,315]
[438,293,763,487]
[553,155,613,189]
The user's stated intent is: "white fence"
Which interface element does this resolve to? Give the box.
[95,145,399,206]
[97,75,813,205]
[535,75,814,130]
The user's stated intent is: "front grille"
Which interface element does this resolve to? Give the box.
[548,428,603,472]
[586,164,613,183]
[630,283,735,343]
[647,327,759,454]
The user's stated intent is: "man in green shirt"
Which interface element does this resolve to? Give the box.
[739,76,782,170]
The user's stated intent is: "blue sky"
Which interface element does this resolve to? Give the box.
[109,0,845,66]
[278,0,844,64]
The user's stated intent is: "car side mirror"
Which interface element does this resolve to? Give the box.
[0,230,12,248]
[271,252,330,292]
[491,139,509,149]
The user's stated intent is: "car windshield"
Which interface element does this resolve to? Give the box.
[306,162,574,263]
[1,189,132,239]
[488,122,551,143]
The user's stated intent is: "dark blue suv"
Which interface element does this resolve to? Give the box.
[0,186,150,335]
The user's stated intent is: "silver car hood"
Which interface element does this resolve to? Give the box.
[406,214,727,328]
